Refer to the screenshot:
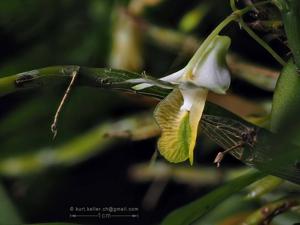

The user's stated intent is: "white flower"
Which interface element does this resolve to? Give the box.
[131,35,231,164]
[160,35,231,105]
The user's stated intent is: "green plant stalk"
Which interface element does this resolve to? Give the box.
[275,0,300,68]
[0,66,300,184]
[0,66,76,97]
[230,0,237,11]
[187,0,271,69]
[239,20,286,66]
[0,76,18,96]
[230,0,286,66]
[0,66,169,99]
[241,197,300,225]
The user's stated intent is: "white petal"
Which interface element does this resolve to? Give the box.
[180,88,196,111]
[189,35,231,94]
[130,68,185,90]
[161,67,186,83]
[192,54,230,94]
[132,83,153,90]
[179,85,205,111]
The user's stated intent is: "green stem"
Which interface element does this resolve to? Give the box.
[230,0,237,11]
[242,197,300,224]
[230,0,286,66]
[187,0,272,69]
[239,20,286,66]
[0,66,170,99]
[186,13,236,69]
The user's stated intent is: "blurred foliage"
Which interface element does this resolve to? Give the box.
[0,183,22,224]
[0,0,299,225]
[161,170,265,225]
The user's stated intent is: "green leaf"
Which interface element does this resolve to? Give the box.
[271,60,300,132]
[252,129,300,184]
[161,170,265,225]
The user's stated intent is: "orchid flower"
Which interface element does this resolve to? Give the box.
[131,35,231,164]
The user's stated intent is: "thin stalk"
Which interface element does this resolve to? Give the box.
[187,0,272,69]
[230,0,237,11]
[186,14,236,69]
[240,20,286,66]
[230,0,286,66]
